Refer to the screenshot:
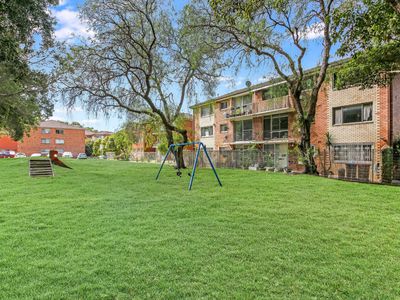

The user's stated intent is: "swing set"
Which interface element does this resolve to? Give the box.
[156,141,222,190]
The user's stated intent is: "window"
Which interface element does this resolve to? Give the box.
[220,124,228,133]
[55,139,64,144]
[234,95,252,108]
[220,101,228,110]
[201,104,213,117]
[264,114,289,140]
[41,138,50,144]
[333,144,373,163]
[234,120,253,141]
[56,129,64,134]
[262,83,289,100]
[56,149,64,154]
[333,103,373,125]
[41,128,50,134]
[41,149,50,155]
[201,126,213,137]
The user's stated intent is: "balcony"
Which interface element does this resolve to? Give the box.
[224,96,292,120]
[234,129,253,142]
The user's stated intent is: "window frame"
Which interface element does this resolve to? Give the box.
[200,104,214,117]
[220,124,228,133]
[55,139,65,145]
[41,138,50,144]
[200,126,214,137]
[333,102,373,126]
[333,144,373,163]
[56,129,64,134]
[219,101,228,110]
[263,114,289,140]
[234,119,253,141]
[41,128,51,134]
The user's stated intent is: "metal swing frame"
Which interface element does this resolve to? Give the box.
[156,141,222,190]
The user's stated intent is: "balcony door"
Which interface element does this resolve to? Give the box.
[234,120,253,141]
[264,114,289,140]
[264,143,288,169]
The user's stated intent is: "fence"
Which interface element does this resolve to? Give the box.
[131,148,387,183]
[131,149,287,170]
[382,148,400,184]
[317,148,375,183]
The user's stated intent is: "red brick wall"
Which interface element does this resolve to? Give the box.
[0,136,18,151]
[18,127,85,157]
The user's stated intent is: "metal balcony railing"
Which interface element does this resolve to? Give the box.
[225,96,291,119]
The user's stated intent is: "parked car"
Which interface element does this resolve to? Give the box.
[0,150,15,158]
[31,153,41,157]
[98,155,107,160]
[15,152,27,158]
[77,153,87,159]
[62,152,73,158]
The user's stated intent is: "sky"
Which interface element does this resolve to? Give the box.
[49,0,339,132]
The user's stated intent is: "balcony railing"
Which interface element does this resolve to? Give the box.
[234,129,253,142]
[225,96,291,119]
[264,130,289,141]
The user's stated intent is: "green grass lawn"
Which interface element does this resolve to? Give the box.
[1,159,400,299]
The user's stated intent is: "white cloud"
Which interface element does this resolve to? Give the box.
[301,22,324,40]
[54,106,84,114]
[58,0,68,6]
[80,119,100,126]
[52,8,95,41]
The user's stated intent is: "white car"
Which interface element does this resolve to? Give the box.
[15,152,26,158]
[30,153,41,157]
[62,152,73,158]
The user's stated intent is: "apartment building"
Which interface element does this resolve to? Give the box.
[0,120,86,157]
[191,69,400,182]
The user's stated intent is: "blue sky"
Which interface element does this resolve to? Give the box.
[50,0,338,131]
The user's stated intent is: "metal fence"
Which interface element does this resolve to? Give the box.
[317,148,375,183]
[131,148,386,183]
[382,149,400,184]
[131,149,288,170]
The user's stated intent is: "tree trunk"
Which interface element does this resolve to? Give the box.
[176,129,188,169]
[298,118,318,174]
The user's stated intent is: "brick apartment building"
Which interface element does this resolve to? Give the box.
[191,67,400,183]
[85,130,113,141]
[0,120,85,157]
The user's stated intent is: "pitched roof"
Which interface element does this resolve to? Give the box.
[190,58,348,109]
[40,120,84,130]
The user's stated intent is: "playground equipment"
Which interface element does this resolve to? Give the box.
[49,150,72,169]
[29,159,54,177]
[156,141,222,190]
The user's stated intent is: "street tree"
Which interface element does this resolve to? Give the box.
[187,0,338,173]
[57,0,225,167]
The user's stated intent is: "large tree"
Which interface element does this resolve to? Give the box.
[333,0,400,88]
[0,0,57,139]
[57,0,225,167]
[187,0,338,174]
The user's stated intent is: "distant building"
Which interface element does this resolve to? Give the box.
[0,120,85,157]
[85,130,114,141]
